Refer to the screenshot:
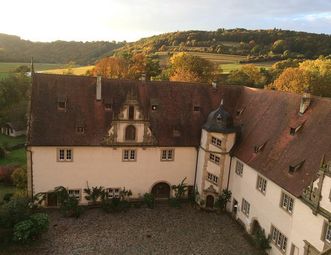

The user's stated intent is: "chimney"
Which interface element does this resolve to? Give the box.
[299,93,311,114]
[96,76,102,101]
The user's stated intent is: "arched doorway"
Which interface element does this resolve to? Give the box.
[206,195,214,208]
[251,219,262,235]
[151,182,170,199]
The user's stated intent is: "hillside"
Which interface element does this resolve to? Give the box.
[0,34,124,65]
[114,28,331,63]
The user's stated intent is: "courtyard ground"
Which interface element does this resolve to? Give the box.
[2,205,265,255]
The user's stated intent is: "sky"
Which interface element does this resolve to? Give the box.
[1,0,331,42]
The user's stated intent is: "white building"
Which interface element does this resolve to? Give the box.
[27,73,331,255]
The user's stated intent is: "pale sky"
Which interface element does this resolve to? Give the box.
[1,0,331,42]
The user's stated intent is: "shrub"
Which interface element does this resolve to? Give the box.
[101,198,131,213]
[143,193,155,209]
[215,189,232,211]
[0,146,5,159]
[3,193,13,203]
[11,167,27,190]
[60,196,83,218]
[254,228,271,250]
[0,166,15,184]
[12,213,49,243]
[84,185,105,204]
[169,197,181,208]
[0,197,31,228]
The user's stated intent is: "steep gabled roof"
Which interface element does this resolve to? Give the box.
[28,73,331,197]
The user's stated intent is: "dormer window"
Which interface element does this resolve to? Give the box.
[151,105,158,111]
[57,97,67,110]
[254,141,267,153]
[289,160,305,174]
[128,105,134,120]
[76,127,85,134]
[290,122,305,136]
[216,114,222,121]
[193,105,200,112]
[125,125,136,141]
[236,107,246,117]
[173,130,181,137]
[105,103,112,111]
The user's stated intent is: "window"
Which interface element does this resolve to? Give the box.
[290,122,305,136]
[257,176,267,194]
[271,226,288,252]
[207,172,218,184]
[161,149,174,161]
[209,153,220,165]
[241,198,250,217]
[76,126,85,134]
[125,125,136,141]
[57,148,73,162]
[193,105,200,112]
[106,188,120,199]
[151,105,158,111]
[281,192,294,214]
[211,136,222,147]
[68,189,80,200]
[128,105,134,120]
[57,96,67,110]
[235,160,243,176]
[105,103,112,110]
[123,149,136,161]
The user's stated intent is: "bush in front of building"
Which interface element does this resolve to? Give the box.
[215,189,232,212]
[53,186,84,218]
[143,193,155,209]
[12,213,49,244]
[101,198,131,213]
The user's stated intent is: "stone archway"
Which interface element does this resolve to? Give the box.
[151,182,171,199]
[206,195,215,208]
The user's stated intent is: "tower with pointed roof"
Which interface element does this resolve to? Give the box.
[195,100,239,208]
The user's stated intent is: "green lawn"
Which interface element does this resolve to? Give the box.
[0,134,26,167]
[0,183,15,201]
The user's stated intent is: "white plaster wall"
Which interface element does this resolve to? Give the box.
[320,175,331,212]
[228,157,327,255]
[31,146,197,203]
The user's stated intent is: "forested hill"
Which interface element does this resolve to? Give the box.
[0,34,124,65]
[115,28,331,62]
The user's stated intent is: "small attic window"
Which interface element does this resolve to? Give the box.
[290,122,305,136]
[57,97,67,110]
[254,141,267,153]
[193,105,201,112]
[151,105,158,111]
[216,114,222,122]
[76,127,85,134]
[289,160,305,174]
[105,103,112,111]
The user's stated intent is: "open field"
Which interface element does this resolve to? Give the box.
[3,205,264,255]
[0,62,67,80]
[0,183,15,202]
[42,65,94,75]
[0,134,26,167]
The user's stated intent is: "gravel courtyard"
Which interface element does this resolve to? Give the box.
[4,205,264,255]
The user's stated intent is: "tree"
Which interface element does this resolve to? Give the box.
[169,52,216,83]
[227,64,265,88]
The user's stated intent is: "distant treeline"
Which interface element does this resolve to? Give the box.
[0,34,124,65]
[116,28,331,62]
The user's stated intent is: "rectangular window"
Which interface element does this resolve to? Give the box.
[235,160,243,176]
[281,192,294,214]
[207,172,218,184]
[106,188,121,199]
[241,198,250,217]
[271,225,288,252]
[209,153,220,165]
[257,176,267,194]
[326,225,331,243]
[123,149,136,161]
[211,136,222,147]
[76,127,85,134]
[193,105,200,112]
[68,189,80,200]
[57,148,73,162]
[161,149,174,161]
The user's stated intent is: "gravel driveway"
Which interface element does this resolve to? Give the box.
[3,205,264,255]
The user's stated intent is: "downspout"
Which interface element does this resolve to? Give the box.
[226,156,233,190]
[26,148,33,198]
[193,147,199,196]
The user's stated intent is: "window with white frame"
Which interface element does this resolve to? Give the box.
[326,225,331,243]
[123,149,136,161]
[68,189,81,200]
[209,153,220,165]
[271,225,288,252]
[280,192,294,214]
[161,149,174,161]
[207,172,218,184]
[235,160,243,176]
[106,188,121,199]
[241,198,250,217]
[257,175,267,194]
[57,148,73,162]
[211,136,222,148]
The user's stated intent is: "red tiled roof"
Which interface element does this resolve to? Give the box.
[28,73,331,197]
